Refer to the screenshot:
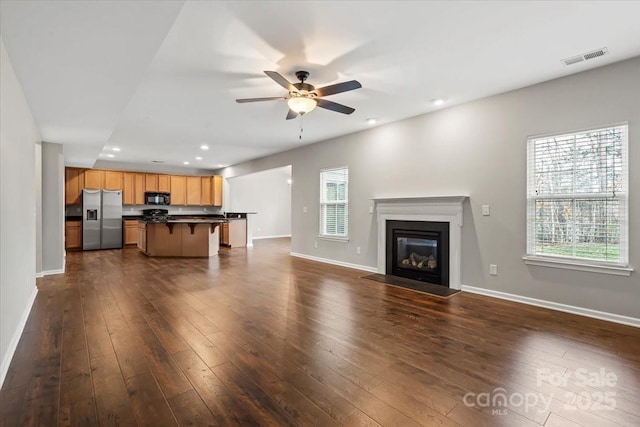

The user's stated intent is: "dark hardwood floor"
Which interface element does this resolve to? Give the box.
[1,238,639,426]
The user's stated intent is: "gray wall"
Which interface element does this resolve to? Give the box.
[228,166,292,238]
[35,142,42,274]
[0,38,39,384]
[41,142,64,272]
[221,57,640,319]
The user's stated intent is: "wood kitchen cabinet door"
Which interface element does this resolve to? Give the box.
[84,169,104,189]
[65,221,82,249]
[158,175,170,192]
[123,220,138,245]
[122,173,135,205]
[201,177,212,205]
[104,171,123,190]
[212,175,223,206]
[65,168,84,205]
[186,176,202,205]
[170,176,186,205]
[134,173,145,205]
[145,174,158,192]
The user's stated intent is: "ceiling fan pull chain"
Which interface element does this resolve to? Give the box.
[299,115,304,140]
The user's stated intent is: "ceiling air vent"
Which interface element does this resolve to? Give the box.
[151,160,165,164]
[562,47,608,66]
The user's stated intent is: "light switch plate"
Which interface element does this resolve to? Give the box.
[489,264,498,275]
[482,205,490,216]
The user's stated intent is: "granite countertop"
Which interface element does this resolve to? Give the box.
[141,218,227,224]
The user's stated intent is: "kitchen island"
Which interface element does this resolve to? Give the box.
[138,218,226,257]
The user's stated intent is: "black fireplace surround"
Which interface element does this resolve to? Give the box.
[386,220,450,287]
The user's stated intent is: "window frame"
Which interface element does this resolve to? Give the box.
[319,166,349,241]
[523,123,632,276]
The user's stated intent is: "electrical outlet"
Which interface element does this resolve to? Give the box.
[357,246,361,255]
[482,205,490,216]
[489,264,498,275]
[303,206,308,213]
[314,241,318,249]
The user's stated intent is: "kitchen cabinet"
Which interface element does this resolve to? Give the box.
[134,173,145,205]
[123,220,138,245]
[137,222,147,253]
[84,169,104,189]
[170,175,186,205]
[220,219,246,247]
[212,175,223,206]
[65,221,82,250]
[186,176,202,205]
[104,171,123,190]
[122,173,135,205]
[65,168,84,205]
[201,177,212,205]
[158,175,170,192]
[145,174,158,192]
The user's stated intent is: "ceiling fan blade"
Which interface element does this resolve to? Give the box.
[286,109,298,120]
[315,80,362,97]
[235,97,286,103]
[264,71,296,92]
[316,98,355,115]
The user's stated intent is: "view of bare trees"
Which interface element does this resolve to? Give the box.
[530,126,624,261]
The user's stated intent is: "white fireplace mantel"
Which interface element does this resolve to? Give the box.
[373,196,468,290]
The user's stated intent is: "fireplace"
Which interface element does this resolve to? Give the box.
[386,220,450,286]
[375,196,467,290]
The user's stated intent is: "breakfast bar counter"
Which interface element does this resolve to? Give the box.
[138,218,226,257]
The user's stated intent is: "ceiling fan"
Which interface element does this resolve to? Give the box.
[236,71,362,120]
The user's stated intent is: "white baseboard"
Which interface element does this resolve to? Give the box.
[253,234,292,240]
[35,272,44,278]
[461,285,640,328]
[1,286,38,387]
[41,268,64,276]
[290,252,378,273]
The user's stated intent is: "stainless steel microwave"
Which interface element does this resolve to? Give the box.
[145,192,170,205]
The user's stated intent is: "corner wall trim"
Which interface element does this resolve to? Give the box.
[41,268,64,276]
[461,285,640,328]
[0,286,38,387]
[290,252,378,273]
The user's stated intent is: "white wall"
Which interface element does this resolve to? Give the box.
[228,166,291,238]
[221,57,640,320]
[0,38,40,385]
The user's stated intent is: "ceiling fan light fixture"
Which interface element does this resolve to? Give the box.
[287,96,317,115]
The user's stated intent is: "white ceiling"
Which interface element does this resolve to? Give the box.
[2,1,639,170]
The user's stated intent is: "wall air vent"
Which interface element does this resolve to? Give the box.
[562,47,608,66]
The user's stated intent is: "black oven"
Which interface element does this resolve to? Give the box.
[145,192,170,205]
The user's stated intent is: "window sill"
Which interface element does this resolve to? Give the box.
[522,255,633,277]
[318,235,349,243]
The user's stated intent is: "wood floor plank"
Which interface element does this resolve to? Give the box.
[1,238,639,426]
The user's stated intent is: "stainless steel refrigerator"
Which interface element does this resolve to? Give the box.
[82,189,123,250]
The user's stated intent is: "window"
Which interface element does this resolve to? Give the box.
[526,124,629,271]
[320,167,348,239]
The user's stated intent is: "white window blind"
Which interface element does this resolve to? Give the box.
[526,124,628,266]
[320,167,348,238]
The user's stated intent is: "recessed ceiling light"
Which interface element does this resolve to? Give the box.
[106,154,115,158]
[195,156,202,160]
[183,161,190,165]
[366,118,377,125]
[432,98,445,106]
[217,164,227,168]
[200,144,209,151]
[112,147,121,152]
